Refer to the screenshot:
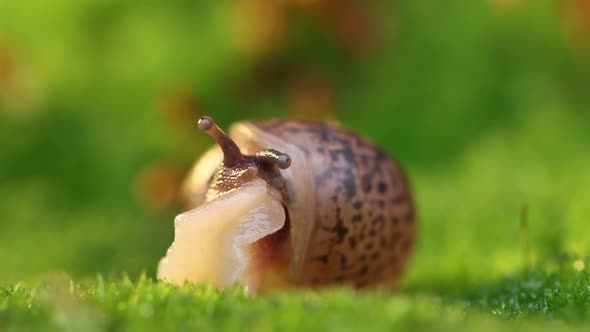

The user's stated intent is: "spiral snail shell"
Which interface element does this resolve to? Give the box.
[158,116,416,293]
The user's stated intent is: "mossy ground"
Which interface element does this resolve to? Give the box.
[3,258,590,331]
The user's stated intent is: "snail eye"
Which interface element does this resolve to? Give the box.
[276,154,291,169]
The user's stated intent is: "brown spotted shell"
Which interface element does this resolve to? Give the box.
[183,119,416,289]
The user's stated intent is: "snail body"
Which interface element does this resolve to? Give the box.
[158,116,416,292]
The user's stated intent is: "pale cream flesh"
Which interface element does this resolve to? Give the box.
[158,178,285,291]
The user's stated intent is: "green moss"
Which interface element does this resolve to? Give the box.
[3,259,590,332]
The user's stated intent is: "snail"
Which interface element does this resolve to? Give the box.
[158,116,416,292]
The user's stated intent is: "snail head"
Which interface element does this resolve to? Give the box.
[198,116,291,193]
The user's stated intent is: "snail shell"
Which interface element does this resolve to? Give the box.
[159,117,416,292]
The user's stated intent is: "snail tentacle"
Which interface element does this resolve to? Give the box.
[254,149,292,169]
[198,116,245,168]
[198,116,291,194]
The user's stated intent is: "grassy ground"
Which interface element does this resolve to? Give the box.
[2,0,590,331]
[3,258,590,331]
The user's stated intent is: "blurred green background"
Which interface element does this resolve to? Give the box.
[1,0,590,292]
